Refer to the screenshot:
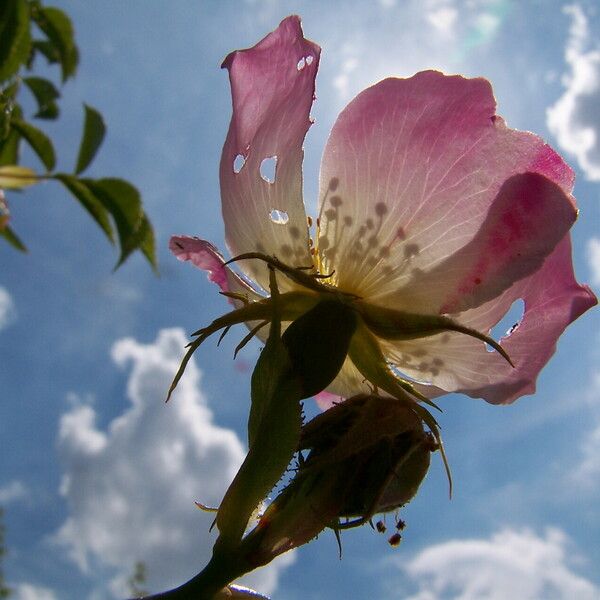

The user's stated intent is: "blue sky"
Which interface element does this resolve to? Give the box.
[1,1,600,598]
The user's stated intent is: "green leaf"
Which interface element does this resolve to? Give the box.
[0,82,20,141]
[75,104,105,174]
[83,178,156,270]
[0,0,31,83]
[136,213,158,270]
[32,6,78,82]
[54,173,114,242]
[30,39,60,65]
[0,224,27,252]
[83,178,142,264]
[23,76,60,119]
[0,126,20,166]
[0,165,37,188]
[12,119,55,171]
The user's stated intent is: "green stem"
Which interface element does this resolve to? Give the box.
[135,541,257,600]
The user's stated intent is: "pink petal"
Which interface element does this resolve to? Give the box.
[315,356,443,410]
[220,16,319,291]
[169,235,262,303]
[315,391,342,411]
[385,172,577,315]
[383,236,597,404]
[317,71,575,309]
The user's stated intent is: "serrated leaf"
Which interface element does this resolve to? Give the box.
[0,0,31,83]
[54,173,114,242]
[12,119,55,171]
[75,104,105,174]
[32,6,78,82]
[0,224,27,252]
[0,165,37,188]
[23,77,60,119]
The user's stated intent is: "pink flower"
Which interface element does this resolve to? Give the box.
[171,16,596,406]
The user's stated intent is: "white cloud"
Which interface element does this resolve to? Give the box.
[395,528,599,600]
[11,583,58,600]
[547,5,600,181]
[0,480,27,504]
[0,286,16,331]
[587,237,600,286]
[333,54,359,100]
[571,367,600,488]
[54,328,294,598]
[425,0,458,37]
[575,420,600,484]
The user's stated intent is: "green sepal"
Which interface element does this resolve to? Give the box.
[348,321,452,496]
[357,300,513,366]
[167,291,320,402]
[282,299,357,398]
[216,271,303,547]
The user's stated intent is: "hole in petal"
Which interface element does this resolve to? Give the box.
[260,156,277,183]
[297,57,306,70]
[233,154,246,173]
[487,298,525,352]
[306,55,314,65]
[270,209,289,225]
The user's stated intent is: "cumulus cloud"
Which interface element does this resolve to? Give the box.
[0,480,27,504]
[11,583,58,600]
[587,237,600,286]
[394,528,599,600]
[547,5,600,181]
[0,286,16,330]
[54,328,294,598]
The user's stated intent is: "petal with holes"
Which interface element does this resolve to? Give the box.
[382,236,596,404]
[220,16,318,291]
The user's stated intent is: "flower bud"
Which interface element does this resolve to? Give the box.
[241,394,435,566]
